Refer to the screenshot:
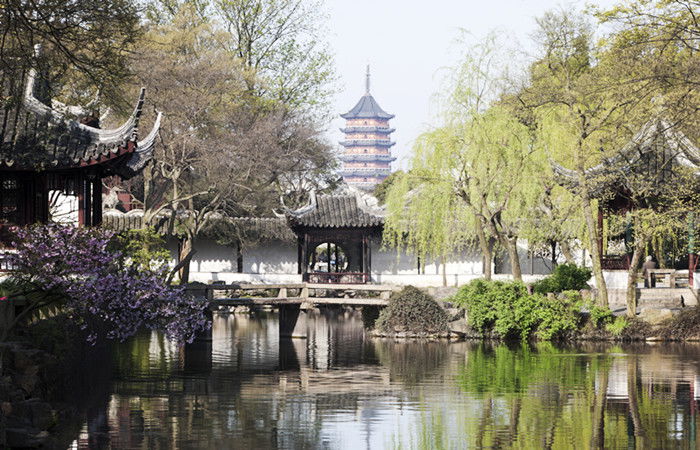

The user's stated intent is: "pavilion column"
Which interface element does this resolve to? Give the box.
[300,233,309,280]
[327,242,331,273]
[361,235,368,280]
[78,175,86,227]
[367,236,372,277]
[34,174,49,223]
[84,177,92,226]
[297,239,303,274]
[91,177,102,226]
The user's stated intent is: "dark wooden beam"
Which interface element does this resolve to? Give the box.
[91,178,102,226]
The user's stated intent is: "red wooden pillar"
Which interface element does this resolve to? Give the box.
[77,175,85,226]
[91,178,102,226]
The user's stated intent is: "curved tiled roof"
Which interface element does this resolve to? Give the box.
[340,94,394,120]
[286,193,384,228]
[0,47,160,178]
[551,117,700,195]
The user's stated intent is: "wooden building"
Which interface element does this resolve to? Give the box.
[285,191,385,283]
[0,48,160,234]
[552,117,700,279]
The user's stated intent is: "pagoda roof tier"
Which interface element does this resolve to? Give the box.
[285,190,385,229]
[339,154,397,162]
[340,167,392,176]
[339,139,395,148]
[340,94,394,120]
[340,126,395,134]
[0,58,160,178]
[551,117,700,196]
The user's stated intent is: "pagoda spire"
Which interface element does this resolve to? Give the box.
[365,65,370,94]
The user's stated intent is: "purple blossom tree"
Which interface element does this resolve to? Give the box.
[3,224,210,344]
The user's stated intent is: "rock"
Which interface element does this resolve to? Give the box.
[449,317,469,336]
[14,399,54,430]
[6,426,47,448]
[444,308,464,322]
[15,363,39,395]
[639,308,675,325]
[12,348,43,372]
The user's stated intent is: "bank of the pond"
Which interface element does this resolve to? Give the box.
[0,316,113,448]
[366,281,700,343]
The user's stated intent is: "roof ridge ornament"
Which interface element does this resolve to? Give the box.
[365,64,370,95]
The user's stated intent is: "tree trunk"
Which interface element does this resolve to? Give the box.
[590,365,608,448]
[560,240,575,263]
[580,194,609,307]
[178,235,194,284]
[441,256,447,287]
[627,356,646,447]
[504,237,522,281]
[626,237,646,318]
[475,220,493,280]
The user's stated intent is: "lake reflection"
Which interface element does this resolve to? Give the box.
[70,309,700,449]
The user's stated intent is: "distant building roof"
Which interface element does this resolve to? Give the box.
[340,94,394,120]
[286,190,385,229]
[340,65,394,120]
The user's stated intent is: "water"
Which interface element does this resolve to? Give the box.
[67,309,700,449]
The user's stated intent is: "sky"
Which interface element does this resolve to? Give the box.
[324,0,619,170]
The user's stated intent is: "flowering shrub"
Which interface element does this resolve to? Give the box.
[5,224,209,344]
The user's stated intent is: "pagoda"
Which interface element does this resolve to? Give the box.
[339,66,396,190]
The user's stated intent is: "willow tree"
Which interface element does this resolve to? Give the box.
[384,36,541,282]
[383,131,480,283]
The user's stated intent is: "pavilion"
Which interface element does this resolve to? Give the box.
[552,117,700,284]
[284,190,384,283]
[0,46,160,235]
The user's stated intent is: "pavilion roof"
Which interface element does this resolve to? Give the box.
[0,49,160,178]
[551,117,700,196]
[286,190,385,229]
[340,94,394,120]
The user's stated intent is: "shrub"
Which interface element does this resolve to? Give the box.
[532,263,592,294]
[452,280,581,340]
[375,286,449,334]
[605,316,629,337]
[111,227,170,273]
[588,304,614,328]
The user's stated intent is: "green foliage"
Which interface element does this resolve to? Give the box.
[373,170,407,205]
[589,304,614,328]
[452,279,582,340]
[375,286,449,335]
[532,263,592,294]
[113,227,170,273]
[605,316,629,337]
